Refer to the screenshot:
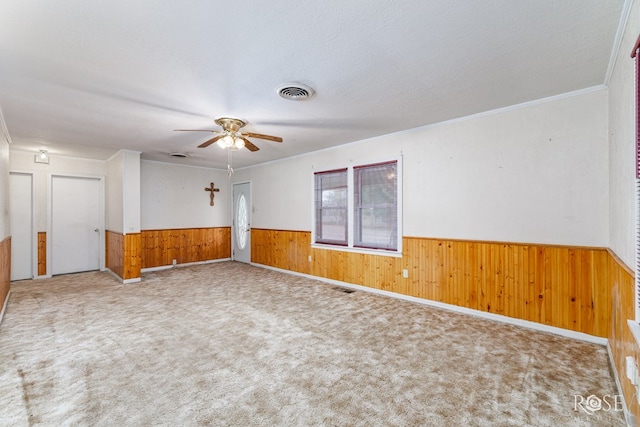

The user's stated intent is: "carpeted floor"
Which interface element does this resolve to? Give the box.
[0,262,626,426]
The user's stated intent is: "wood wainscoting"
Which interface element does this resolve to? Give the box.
[37,232,46,276]
[253,229,619,338]
[608,251,638,421]
[140,227,231,269]
[105,231,141,280]
[0,236,10,314]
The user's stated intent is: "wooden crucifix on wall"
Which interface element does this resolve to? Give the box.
[205,182,220,206]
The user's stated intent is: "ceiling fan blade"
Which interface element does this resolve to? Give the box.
[240,137,260,152]
[242,132,283,143]
[174,129,220,133]
[198,135,224,148]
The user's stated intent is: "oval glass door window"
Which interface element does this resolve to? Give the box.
[236,193,248,249]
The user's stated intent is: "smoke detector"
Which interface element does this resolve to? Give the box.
[276,83,315,100]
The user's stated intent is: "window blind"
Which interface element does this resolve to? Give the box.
[314,169,348,245]
[353,161,398,250]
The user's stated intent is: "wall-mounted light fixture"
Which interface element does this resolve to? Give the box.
[34,149,49,164]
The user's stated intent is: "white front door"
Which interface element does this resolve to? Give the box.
[233,182,251,263]
[10,173,33,281]
[51,176,101,275]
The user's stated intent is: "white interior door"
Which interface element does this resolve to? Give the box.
[51,176,101,275]
[233,182,251,263]
[10,173,33,281]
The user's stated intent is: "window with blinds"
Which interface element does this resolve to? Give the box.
[354,162,398,250]
[314,169,348,245]
[313,158,402,254]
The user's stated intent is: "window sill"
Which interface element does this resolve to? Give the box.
[311,243,402,258]
[628,319,640,349]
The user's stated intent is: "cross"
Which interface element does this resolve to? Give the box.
[205,182,220,206]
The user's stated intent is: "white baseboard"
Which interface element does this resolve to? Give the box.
[252,262,608,346]
[0,290,10,325]
[104,268,141,284]
[141,258,231,273]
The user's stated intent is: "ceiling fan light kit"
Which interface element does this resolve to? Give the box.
[174,116,283,152]
[217,133,245,150]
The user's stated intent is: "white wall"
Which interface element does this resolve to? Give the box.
[9,150,106,232]
[106,150,141,234]
[0,136,9,240]
[235,89,609,247]
[106,152,124,233]
[122,151,141,233]
[608,0,639,269]
[140,160,230,230]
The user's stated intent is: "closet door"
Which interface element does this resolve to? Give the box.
[51,176,101,275]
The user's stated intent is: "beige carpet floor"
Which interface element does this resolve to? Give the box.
[0,261,626,426]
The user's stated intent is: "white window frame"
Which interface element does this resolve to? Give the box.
[629,35,640,344]
[311,155,403,257]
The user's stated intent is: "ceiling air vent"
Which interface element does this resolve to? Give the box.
[276,83,315,100]
[169,152,189,158]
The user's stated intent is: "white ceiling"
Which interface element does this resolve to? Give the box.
[0,0,626,170]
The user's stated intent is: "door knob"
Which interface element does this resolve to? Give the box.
[94,228,99,232]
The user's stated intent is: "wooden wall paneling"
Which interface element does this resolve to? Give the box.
[202,229,212,260]
[560,247,572,331]
[497,244,506,315]
[105,230,124,279]
[177,229,188,263]
[140,231,156,269]
[584,250,598,337]
[250,228,260,263]
[466,242,477,310]
[525,246,536,324]
[251,229,625,339]
[196,229,205,261]
[556,247,567,329]
[0,237,10,312]
[168,229,181,264]
[37,232,46,276]
[579,250,594,336]
[567,249,579,332]
[157,229,170,266]
[536,247,547,326]
[216,227,227,258]
[431,240,443,302]
[124,233,141,280]
[404,238,418,296]
[509,244,520,319]
[591,250,608,338]
[105,231,141,280]
[140,228,231,269]
[606,251,636,422]
[510,244,521,321]
[484,243,495,314]
[210,228,219,259]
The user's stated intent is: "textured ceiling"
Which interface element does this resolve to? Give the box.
[0,0,626,169]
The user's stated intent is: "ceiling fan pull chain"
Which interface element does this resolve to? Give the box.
[227,149,234,177]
